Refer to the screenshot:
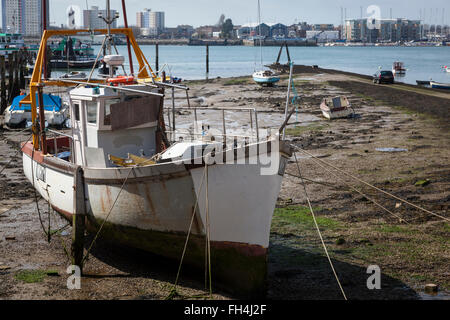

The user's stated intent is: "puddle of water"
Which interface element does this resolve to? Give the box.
[418,291,450,300]
[376,148,408,152]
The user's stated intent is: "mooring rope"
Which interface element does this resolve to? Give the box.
[0,132,33,175]
[82,167,134,264]
[294,147,449,223]
[167,165,207,299]
[293,152,348,300]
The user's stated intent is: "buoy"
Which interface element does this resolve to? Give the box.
[107,76,135,86]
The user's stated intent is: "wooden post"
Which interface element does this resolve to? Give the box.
[19,50,26,90]
[13,52,20,98]
[0,56,6,114]
[171,87,175,138]
[285,42,291,63]
[72,166,86,272]
[155,43,159,73]
[7,53,13,103]
[206,44,209,79]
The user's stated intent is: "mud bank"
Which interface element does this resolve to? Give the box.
[0,70,448,300]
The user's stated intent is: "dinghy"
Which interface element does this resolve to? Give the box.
[430,81,450,90]
[320,96,354,120]
[4,93,68,128]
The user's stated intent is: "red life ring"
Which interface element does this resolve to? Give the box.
[107,76,135,86]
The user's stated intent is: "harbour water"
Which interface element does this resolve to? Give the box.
[86,45,450,85]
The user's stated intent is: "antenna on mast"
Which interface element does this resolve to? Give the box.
[98,0,120,77]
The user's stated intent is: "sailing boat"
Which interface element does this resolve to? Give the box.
[21,0,292,298]
[252,0,280,86]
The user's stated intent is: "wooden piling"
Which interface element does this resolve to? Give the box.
[0,56,6,114]
[155,43,159,73]
[72,166,86,272]
[7,53,13,102]
[206,44,209,77]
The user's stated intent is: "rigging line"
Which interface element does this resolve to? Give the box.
[205,163,212,297]
[0,132,33,175]
[293,152,348,300]
[87,35,107,82]
[294,147,450,223]
[304,154,411,225]
[170,165,207,292]
[82,167,134,264]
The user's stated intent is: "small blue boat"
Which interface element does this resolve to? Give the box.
[3,94,69,127]
[430,81,450,90]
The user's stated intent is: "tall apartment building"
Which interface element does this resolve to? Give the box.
[345,18,421,42]
[138,9,165,35]
[83,6,117,30]
[136,12,144,28]
[1,0,49,36]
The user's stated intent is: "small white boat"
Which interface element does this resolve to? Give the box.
[443,66,450,73]
[320,96,354,119]
[392,61,406,75]
[3,94,69,128]
[430,81,450,90]
[253,70,280,86]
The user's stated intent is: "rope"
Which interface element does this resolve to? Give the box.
[0,132,32,175]
[167,165,207,299]
[293,152,348,300]
[205,163,212,297]
[300,154,410,224]
[82,167,134,264]
[294,147,449,223]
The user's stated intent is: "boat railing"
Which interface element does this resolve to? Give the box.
[165,106,262,146]
[46,128,75,163]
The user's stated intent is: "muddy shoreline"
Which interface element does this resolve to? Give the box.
[0,68,449,300]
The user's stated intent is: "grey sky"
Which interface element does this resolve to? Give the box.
[3,0,450,28]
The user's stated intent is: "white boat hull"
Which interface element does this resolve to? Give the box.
[22,140,290,297]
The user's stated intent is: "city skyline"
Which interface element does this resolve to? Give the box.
[1,0,449,30]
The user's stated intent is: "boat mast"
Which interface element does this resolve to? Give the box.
[258,0,263,67]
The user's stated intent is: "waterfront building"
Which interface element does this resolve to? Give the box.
[345,18,421,42]
[136,9,165,35]
[83,6,117,29]
[1,0,49,36]
[306,30,339,42]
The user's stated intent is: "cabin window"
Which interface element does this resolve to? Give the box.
[86,101,97,124]
[103,98,120,125]
[73,103,80,121]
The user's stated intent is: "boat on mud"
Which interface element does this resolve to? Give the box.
[20,5,292,298]
[320,96,354,120]
[3,93,68,128]
[416,80,431,86]
[253,70,281,86]
[430,81,450,90]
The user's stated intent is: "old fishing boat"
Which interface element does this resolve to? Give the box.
[4,93,68,128]
[21,4,291,298]
[320,96,354,120]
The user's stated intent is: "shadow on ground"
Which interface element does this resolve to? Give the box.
[267,240,419,300]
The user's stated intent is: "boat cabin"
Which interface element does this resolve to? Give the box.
[68,85,163,168]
